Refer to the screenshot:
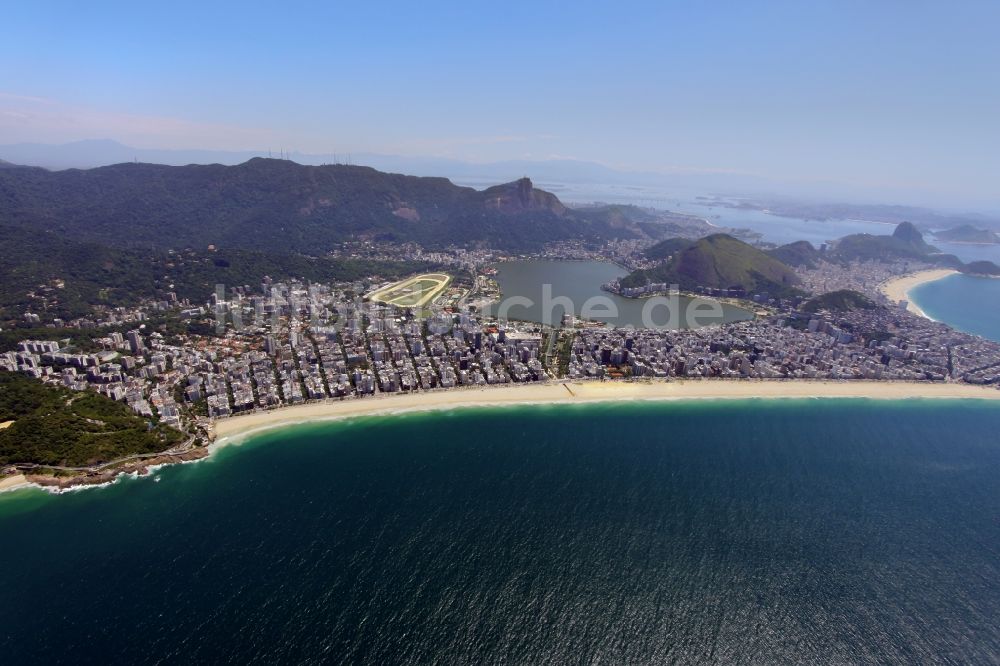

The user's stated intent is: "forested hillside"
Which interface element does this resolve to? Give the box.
[0,159,654,253]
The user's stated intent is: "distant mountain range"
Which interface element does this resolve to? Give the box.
[6,140,1000,211]
[0,139,778,193]
[0,158,669,254]
[4,139,968,207]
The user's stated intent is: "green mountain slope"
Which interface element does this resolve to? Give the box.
[621,234,801,295]
[0,159,648,253]
[801,290,877,313]
[767,240,821,268]
[643,237,695,261]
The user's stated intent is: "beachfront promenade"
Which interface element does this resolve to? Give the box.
[211,379,1000,443]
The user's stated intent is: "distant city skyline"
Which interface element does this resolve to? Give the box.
[2,1,999,207]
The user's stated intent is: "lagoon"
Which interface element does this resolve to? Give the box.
[486,259,753,328]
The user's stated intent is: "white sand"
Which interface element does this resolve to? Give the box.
[4,381,996,494]
[0,474,30,494]
[880,269,958,317]
[212,380,1000,443]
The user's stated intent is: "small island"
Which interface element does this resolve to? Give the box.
[935,225,1000,245]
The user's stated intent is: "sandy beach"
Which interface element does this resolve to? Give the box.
[212,380,1000,443]
[3,380,997,496]
[880,269,958,317]
[0,474,30,494]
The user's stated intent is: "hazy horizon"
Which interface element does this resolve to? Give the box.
[3,2,1000,208]
[5,138,1000,217]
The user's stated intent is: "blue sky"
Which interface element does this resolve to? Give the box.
[2,1,999,204]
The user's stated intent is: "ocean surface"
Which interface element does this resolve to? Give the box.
[3,400,1000,664]
[909,273,1000,342]
[926,237,1000,265]
[667,201,896,247]
[488,259,753,328]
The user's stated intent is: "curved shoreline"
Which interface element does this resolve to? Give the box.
[5,379,999,497]
[879,269,958,318]
[211,380,1000,445]
[0,474,30,494]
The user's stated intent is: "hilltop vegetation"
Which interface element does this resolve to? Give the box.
[801,290,877,313]
[0,371,183,467]
[643,237,695,261]
[767,240,822,268]
[621,234,801,296]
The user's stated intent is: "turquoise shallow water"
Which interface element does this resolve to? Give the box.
[3,400,1000,664]
[909,273,1000,342]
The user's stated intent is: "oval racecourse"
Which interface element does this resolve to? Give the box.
[367,273,452,308]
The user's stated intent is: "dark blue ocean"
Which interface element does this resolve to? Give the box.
[3,400,1000,664]
[910,273,1000,343]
